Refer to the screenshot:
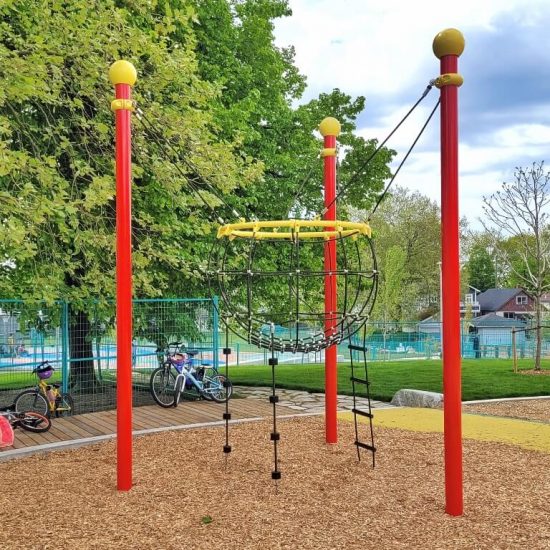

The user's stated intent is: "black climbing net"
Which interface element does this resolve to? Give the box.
[208,222,378,353]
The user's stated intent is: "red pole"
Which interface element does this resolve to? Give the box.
[433,29,465,516]
[109,60,137,491]
[319,117,341,444]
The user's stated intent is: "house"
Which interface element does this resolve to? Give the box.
[540,293,550,312]
[460,285,481,316]
[469,313,526,343]
[477,288,534,320]
[467,313,527,355]
[418,314,441,336]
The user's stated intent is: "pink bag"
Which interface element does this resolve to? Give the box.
[0,415,14,448]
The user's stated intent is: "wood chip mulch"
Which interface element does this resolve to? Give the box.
[1,410,549,549]
[463,397,550,423]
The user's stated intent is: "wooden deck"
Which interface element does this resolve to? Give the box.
[0,398,301,460]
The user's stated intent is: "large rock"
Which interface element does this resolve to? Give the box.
[390,389,443,408]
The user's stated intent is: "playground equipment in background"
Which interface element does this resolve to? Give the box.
[13,362,74,418]
[149,342,232,406]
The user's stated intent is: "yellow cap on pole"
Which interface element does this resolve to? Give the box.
[319,117,341,137]
[109,60,137,86]
[433,29,465,59]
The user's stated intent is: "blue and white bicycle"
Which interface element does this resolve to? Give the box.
[149,343,232,407]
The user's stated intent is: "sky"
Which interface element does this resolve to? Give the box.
[273,0,550,230]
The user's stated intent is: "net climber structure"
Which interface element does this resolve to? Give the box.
[208,118,381,479]
[109,27,465,517]
[209,219,378,353]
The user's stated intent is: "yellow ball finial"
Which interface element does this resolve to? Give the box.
[319,117,341,137]
[109,60,137,86]
[433,29,465,59]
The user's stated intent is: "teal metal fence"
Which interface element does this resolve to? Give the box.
[2,302,547,415]
[0,298,219,413]
[220,320,549,364]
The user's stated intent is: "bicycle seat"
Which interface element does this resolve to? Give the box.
[187,349,199,357]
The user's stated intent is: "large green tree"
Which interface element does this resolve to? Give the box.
[356,187,442,320]
[0,0,259,388]
[0,0,396,388]
[190,0,392,221]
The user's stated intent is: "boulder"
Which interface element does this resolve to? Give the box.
[390,389,443,408]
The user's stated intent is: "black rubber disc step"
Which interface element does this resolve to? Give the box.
[350,376,369,385]
[348,344,368,352]
[352,408,373,419]
[354,440,376,452]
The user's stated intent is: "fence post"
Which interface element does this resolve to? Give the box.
[61,300,69,393]
[212,296,219,371]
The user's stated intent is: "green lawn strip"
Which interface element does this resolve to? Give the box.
[0,372,60,390]
[2,359,549,402]
[227,359,550,402]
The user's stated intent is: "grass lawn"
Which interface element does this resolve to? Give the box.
[227,359,550,402]
[2,359,549,403]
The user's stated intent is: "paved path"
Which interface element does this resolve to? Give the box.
[0,398,303,461]
[233,385,392,413]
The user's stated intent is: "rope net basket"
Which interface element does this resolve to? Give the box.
[208,219,378,353]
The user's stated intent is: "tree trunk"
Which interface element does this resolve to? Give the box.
[534,297,542,371]
[69,308,99,392]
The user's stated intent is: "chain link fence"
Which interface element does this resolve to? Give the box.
[0,298,218,414]
[221,319,550,364]
[2,301,548,415]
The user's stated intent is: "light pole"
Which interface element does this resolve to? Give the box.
[487,245,498,288]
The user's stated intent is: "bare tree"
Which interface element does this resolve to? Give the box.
[482,162,550,370]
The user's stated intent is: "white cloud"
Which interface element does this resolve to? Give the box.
[274,0,550,231]
[275,0,548,99]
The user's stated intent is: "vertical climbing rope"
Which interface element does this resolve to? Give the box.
[269,323,281,485]
[222,323,232,464]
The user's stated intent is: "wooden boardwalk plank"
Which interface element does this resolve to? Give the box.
[0,398,301,455]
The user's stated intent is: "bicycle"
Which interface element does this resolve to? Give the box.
[0,406,52,436]
[13,361,74,418]
[149,342,232,407]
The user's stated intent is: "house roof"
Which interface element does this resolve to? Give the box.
[477,288,527,311]
[418,314,440,325]
[469,313,526,329]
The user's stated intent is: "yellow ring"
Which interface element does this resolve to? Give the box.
[111,99,135,111]
[435,73,464,88]
[217,219,372,240]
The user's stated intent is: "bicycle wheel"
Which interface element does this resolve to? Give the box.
[55,393,74,418]
[196,368,212,401]
[14,390,49,416]
[205,374,233,403]
[15,411,51,433]
[150,366,176,408]
[173,376,184,407]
